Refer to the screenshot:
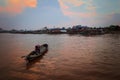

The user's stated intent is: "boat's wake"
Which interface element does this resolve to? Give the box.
[26,49,48,70]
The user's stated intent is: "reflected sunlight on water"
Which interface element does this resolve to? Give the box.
[0,33,120,80]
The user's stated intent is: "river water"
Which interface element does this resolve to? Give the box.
[0,33,120,80]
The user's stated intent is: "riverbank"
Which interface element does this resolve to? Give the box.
[0,25,120,36]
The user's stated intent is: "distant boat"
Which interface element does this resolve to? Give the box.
[25,44,48,62]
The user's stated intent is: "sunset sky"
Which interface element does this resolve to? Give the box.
[0,0,120,30]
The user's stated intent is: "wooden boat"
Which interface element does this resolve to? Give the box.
[25,44,48,61]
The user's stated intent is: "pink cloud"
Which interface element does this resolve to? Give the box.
[58,0,69,10]
[0,7,3,12]
[58,0,97,18]
[63,9,96,18]
[0,0,37,14]
[59,0,84,7]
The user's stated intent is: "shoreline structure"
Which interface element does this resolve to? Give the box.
[0,25,120,35]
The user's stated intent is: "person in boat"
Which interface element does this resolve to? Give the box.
[35,45,40,54]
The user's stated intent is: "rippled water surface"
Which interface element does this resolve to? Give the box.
[0,33,120,80]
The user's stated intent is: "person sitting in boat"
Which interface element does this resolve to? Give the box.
[35,45,40,54]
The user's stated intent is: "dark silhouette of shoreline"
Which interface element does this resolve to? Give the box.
[0,25,120,36]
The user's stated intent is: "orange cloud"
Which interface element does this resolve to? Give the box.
[24,0,37,8]
[0,0,37,14]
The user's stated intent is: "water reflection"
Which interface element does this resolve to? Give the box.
[0,34,120,80]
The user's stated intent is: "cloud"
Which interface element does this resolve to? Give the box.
[0,0,37,14]
[58,0,97,18]
[64,0,84,7]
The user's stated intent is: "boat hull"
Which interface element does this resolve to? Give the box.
[26,44,48,61]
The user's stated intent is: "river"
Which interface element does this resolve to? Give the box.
[0,33,120,80]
